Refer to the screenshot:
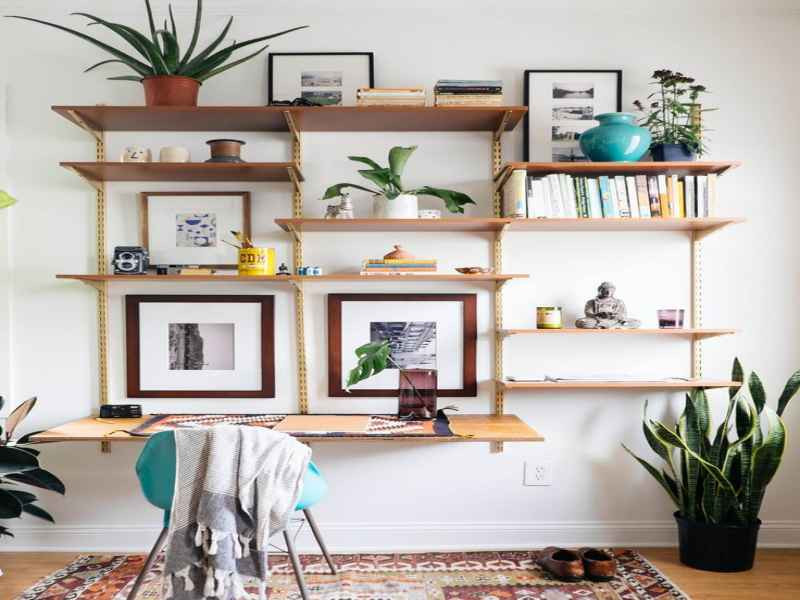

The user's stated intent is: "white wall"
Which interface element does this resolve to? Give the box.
[1,0,799,551]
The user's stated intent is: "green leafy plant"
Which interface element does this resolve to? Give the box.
[0,398,65,538]
[623,358,799,525]
[0,191,16,209]
[323,146,476,214]
[345,339,430,404]
[633,69,714,156]
[7,0,307,83]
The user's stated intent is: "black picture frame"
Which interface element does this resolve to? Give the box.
[523,69,622,161]
[267,52,375,105]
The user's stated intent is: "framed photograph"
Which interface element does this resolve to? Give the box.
[268,52,375,106]
[125,295,275,398]
[327,294,477,397]
[140,192,250,268]
[524,70,622,162]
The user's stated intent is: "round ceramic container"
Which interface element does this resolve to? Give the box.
[536,306,563,329]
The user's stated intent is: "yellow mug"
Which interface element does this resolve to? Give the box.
[238,247,276,276]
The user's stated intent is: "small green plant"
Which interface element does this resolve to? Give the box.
[323,146,476,214]
[623,358,799,525]
[7,0,307,83]
[0,398,65,538]
[0,191,15,209]
[633,69,714,156]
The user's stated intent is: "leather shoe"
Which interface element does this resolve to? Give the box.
[536,546,585,581]
[578,547,616,581]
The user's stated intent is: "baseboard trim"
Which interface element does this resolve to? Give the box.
[2,520,799,552]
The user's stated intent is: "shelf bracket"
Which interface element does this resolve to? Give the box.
[283,110,301,143]
[493,110,512,142]
[66,109,103,143]
[66,166,103,192]
[287,165,302,195]
[285,222,302,244]
[691,231,703,378]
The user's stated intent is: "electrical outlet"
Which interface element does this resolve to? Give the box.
[523,460,552,486]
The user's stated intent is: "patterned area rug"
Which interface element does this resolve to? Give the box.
[16,550,689,600]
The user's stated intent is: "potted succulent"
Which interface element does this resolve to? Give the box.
[633,69,714,161]
[323,146,475,218]
[7,1,307,107]
[623,358,799,572]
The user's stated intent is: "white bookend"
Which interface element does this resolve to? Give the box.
[684,175,696,218]
[503,169,527,217]
[614,175,631,217]
[707,173,718,216]
[696,176,708,217]
[587,178,603,218]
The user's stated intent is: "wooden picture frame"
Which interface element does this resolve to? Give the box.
[523,69,622,162]
[139,191,251,269]
[126,295,275,398]
[268,52,375,105]
[327,293,477,397]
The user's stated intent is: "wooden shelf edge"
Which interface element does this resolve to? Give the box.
[60,161,305,184]
[501,328,737,340]
[498,379,742,390]
[57,273,529,283]
[275,218,513,233]
[503,217,744,233]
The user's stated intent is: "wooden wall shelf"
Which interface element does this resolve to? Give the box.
[501,328,736,340]
[498,379,741,391]
[53,105,527,134]
[61,162,303,184]
[505,217,743,234]
[494,161,741,191]
[276,218,512,233]
[57,273,528,285]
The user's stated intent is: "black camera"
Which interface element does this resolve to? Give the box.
[99,404,142,418]
[113,246,149,274]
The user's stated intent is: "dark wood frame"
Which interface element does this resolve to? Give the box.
[125,295,275,398]
[327,293,477,397]
[139,191,251,269]
[267,52,376,104]
[523,69,623,161]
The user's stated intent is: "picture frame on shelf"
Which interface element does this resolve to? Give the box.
[524,69,622,162]
[327,293,477,397]
[267,52,375,106]
[125,295,275,398]
[139,191,250,268]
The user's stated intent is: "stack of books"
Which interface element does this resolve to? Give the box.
[503,170,719,219]
[356,88,426,107]
[434,80,503,106]
[361,257,437,275]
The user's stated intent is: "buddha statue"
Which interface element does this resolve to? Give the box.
[575,281,641,329]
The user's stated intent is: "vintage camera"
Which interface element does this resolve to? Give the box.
[113,246,149,274]
[99,404,142,418]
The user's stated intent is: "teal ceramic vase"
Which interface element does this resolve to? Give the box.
[579,112,651,162]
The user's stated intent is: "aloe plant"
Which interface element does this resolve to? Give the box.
[623,358,800,525]
[323,146,476,214]
[7,1,307,83]
[0,398,65,538]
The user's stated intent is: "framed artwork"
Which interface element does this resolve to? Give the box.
[327,293,477,397]
[140,192,250,268]
[268,52,375,106]
[125,295,275,398]
[524,69,622,162]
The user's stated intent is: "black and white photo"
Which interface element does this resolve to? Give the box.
[169,323,235,371]
[301,70,342,87]
[552,105,594,120]
[553,82,595,99]
[268,52,374,106]
[369,321,437,369]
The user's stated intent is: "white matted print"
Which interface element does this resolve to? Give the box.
[138,301,261,392]
[141,192,249,267]
[524,70,621,162]
[268,53,374,106]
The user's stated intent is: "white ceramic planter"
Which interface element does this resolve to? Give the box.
[372,193,419,219]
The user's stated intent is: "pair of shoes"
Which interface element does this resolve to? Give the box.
[536,547,617,582]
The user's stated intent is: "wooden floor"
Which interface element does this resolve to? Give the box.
[0,548,798,599]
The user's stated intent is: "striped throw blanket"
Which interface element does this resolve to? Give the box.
[163,426,311,600]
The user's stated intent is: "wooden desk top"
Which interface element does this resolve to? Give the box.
[30,415,543,444]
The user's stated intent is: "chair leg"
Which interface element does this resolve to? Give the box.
[304,508,337,574]
[283,529,310,600]
[128,527,169,600]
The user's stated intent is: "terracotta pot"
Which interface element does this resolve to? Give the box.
[142,76,201,107]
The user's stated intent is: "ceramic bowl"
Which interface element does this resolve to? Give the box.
[455,267,491,275]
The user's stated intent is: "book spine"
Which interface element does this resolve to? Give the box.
[563,174,578,218]
[696,176,708,217]
[587,178,602,218]
[540,177,552,217]
[707,173,718,216]
[625,176,640,218]
[635,175,651,217]
[503,169,527,217]
[677,180,686,218]
[669,174,680,216]
[614,175,631,217]
[598,176,616,217]
[647,176,661,217]
[367,259,437,264]
[657,174,670,217]
[548,175,563,217]
[684,176,696,218]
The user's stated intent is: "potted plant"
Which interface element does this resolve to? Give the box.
[323,146,475,218]
[623,358,799,572]
[0,398,65,539]
[633,69,714,161]
[7,1,307,107]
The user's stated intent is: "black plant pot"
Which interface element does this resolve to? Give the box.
[675,512,760,572]
[651,143,695,162]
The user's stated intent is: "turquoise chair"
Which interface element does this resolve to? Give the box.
[128,430,336,600]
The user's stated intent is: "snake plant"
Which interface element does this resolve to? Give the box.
[623,358,800,525]
[7,1,307,83]
[323,146,476,214]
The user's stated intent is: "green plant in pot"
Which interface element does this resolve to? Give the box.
[0,397,66,539]
[323,146,475,219]
[633,69,714,161]
[623,358,799,572]
[7,0,307,107]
